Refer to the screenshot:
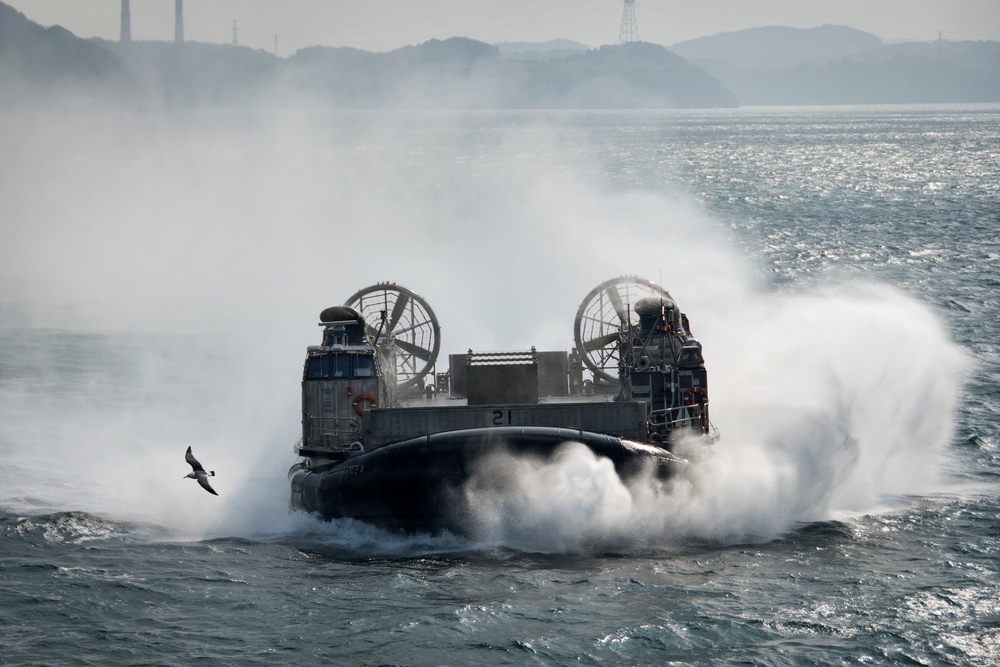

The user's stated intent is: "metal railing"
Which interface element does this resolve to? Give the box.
[648,402,714,437]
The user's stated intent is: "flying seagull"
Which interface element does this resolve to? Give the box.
[184,446,218,496]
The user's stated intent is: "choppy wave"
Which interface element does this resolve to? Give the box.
[0,510,157,545]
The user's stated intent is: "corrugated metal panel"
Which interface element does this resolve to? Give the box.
[449,350,569,399]
[537,351,568,396]
[467,364,538,405]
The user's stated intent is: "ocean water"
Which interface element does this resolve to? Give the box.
[1,104,998,665]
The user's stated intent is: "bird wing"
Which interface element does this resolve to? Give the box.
[185,446,206,473]
[197,473,219,496]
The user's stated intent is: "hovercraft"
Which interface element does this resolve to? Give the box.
[288,277,718,534]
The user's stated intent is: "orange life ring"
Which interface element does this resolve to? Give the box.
[353,393,377,416]
[683,386,708,407]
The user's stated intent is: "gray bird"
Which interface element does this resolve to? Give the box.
[184,446,218,496]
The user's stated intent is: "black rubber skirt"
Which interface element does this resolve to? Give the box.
[289,426,682,534]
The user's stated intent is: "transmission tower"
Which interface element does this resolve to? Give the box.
[618,0,639,44]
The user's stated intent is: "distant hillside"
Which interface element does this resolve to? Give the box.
[0,3,735,110]
[862,40,1000,76]
[495,39,589,61]
[0,2,138,107]
[707,55,1000,105]
[98,39,281,108]
[669,24,1000,105]
[279,39,737,109]
[670,25,883,70]
[278,38,506,108]
[11,1,993,109]
[495,40,590,53]
[511,42,738,108]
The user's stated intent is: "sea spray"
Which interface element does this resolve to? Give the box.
[460,281,968,551]
[461,442,637,551]
[0,110,969,550]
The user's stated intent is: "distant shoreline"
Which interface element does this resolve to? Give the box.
[2,2,997,109]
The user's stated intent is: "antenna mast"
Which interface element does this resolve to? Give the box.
[618,0,639,44]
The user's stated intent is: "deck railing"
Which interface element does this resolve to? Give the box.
[648,402,713,436]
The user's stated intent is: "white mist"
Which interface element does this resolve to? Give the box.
[0,108,967,548]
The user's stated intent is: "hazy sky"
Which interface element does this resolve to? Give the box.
[7,0,1000,54]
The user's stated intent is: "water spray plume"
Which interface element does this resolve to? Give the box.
[0,111,967,550]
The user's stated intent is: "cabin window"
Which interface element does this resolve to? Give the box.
[305,353,374,379]
[305,356,327,379]
[355,356,374,377]
[331,355,351,377]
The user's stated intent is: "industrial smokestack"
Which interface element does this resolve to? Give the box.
[120,0,131,43]
[175,0,184,43]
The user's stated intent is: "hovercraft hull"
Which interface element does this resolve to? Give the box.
[288,426,684,534]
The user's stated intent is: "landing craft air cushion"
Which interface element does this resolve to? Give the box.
[288,277,717,534]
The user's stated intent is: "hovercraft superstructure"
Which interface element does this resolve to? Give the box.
[289,277,717,533]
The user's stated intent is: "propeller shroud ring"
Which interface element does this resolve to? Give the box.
[573,276,673,385]
[344,282,441,391]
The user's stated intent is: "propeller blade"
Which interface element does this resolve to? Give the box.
[394,338,434,362]
[606,288,627,323]
[387,293,410,334]
[583,331,621,352]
